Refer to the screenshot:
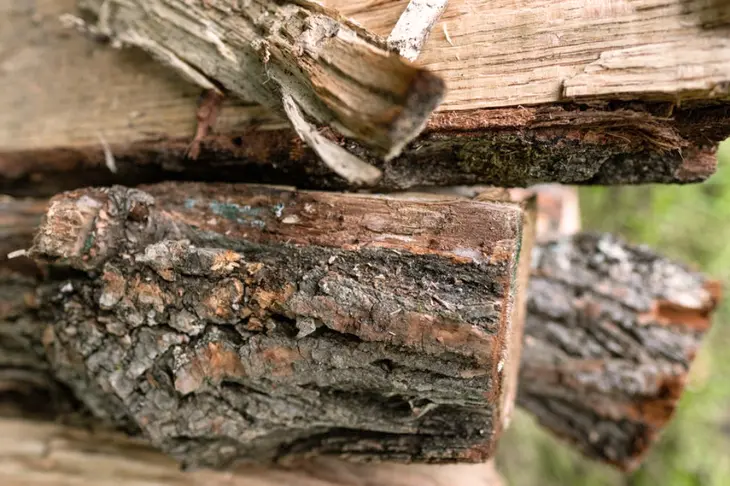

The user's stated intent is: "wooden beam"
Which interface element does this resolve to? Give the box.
[0,188,718,470]
[1,1,728,194]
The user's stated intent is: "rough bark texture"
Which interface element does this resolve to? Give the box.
[520,233,720,471]
[0,191,719,471]
[75,0,444,160]
[0,419,504,486]
[8,183,532,469]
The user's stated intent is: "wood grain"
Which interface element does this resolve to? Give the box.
[1,1,728,192]
[0,418,503,486]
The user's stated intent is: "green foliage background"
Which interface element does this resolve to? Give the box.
[497,141,730,486]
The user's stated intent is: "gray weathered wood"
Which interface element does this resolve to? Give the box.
[74,0,445,162]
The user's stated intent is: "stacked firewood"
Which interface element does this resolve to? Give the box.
[1,0,728,484]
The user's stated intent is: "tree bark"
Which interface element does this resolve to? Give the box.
[4,183,533,469]
[520,233,720,471]
[0,188,718,470]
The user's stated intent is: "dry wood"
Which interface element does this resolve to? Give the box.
[5,183,533,468]
[387,0,449,61]
[521,233,720,470]
[0,418,503,486]
[74,0,445,161]
[2,1,729,195]
[0,189,718,470]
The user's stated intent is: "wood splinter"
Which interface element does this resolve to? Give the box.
[387,0,449,61]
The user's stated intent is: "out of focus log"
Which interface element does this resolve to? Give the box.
[520,232,720,470]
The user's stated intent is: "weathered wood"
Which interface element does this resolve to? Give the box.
[2,1,729,195]
[8,183,533,468]
[75,0,445,161]
[0,191,718,470]
[0,418,504,486]
[520,233,720,470]
[387,0,449,61]
[1,102,725,197]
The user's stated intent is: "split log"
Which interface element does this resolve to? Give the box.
[2,0,730,195]
[0,188,718,470]
[75,0,445,161]
[0,418,503,486]
[4,183,534,468]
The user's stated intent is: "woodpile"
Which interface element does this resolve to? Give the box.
[0,0,727,484]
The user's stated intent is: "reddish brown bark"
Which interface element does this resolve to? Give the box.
[3,183,533,468]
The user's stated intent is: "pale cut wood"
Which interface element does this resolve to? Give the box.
[337,0,730,109]
[0,418,503,486]
[1,0,728,194]
[75,0,445,160]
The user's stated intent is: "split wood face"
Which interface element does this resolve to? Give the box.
[28,183,532,468]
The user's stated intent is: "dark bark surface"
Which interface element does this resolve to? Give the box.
[1,102,726,198]
[520,233,720,470]
[9,183,532,469]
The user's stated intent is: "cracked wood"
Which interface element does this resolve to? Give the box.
[2,1,729,194]
[9,183,534,468]
[76,0,445,160]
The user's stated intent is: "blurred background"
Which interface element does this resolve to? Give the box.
[497,141,730,486]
